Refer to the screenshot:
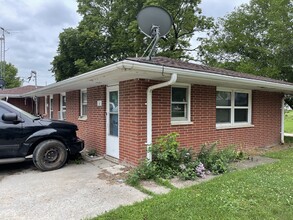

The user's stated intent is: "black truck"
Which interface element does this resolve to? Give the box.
[0,100,84,171]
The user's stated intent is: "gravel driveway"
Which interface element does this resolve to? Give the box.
[0,159,147,220]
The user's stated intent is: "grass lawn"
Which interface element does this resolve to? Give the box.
[285,110,293,133]
[94,147,293,220]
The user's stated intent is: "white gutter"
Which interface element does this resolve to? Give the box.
[146,73,177,161]
[281,96,285,144]
[23,60,293,97]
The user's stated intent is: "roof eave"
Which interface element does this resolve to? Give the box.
[24,59,293,96]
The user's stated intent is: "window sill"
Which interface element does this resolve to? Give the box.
[78,116,87,121]
[216,124,254,130]
[171,121,194,126]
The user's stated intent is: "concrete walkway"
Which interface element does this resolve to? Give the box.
[285,133,293,137]
[0,159,147,220]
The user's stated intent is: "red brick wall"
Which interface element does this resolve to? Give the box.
[119,79,151,165]
[45,79,283,166]
[119,80,283,165]
[52,94,60,119]
[8,98,34,114]
[151,84,282,151]
[65,87,106,156]
[38,97,45,116]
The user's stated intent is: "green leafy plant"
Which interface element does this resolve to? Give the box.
[198,143,240,174]
[87,148,97,156]
[151,133,196,179]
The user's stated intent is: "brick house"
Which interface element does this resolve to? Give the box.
[23,57,293,165]
[0,85,44,115]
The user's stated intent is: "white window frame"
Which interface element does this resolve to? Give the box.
[44,96,48,116]
[216,87,252,129]
[59,93,66,120]
[79,89,87,119]
[171,83,192,125]
[49,95,53,119]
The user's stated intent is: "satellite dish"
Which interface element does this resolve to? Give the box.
[137,6,173,38]
[137,6,173,59]
[0,78,5,90]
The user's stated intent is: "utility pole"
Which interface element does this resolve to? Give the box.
[28,70,38,115]
[0,27,10,89]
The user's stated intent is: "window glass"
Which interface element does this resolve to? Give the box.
[81,90,87,116]
[235,109,248,122]
[171,104,185,117]
[109,114,118,136]
[216,109,231,123]
[235,92,248,106]
[171,86,189,121]
[172,88,187,102]
[216,89,251,126]
[109,91,118,113]
[62,96,66,109]
[216,91,231,106]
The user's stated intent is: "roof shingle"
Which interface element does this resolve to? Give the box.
[127,57,293,86]
[0,85,44,96]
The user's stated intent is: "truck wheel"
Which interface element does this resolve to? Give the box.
[33,140,68,171]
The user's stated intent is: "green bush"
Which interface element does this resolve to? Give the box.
[197,143,240,174]
[127,133,197,183]
[126,134,245,186]
[150,133,194,178]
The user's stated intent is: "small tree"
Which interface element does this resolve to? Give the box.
[0,61,21,89]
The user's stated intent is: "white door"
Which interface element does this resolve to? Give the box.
[106,86,119,158]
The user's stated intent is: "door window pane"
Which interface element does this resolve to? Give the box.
[216,109,231,123]
[235,92,248,106]
[216,91,231,106]
[109,114,118,136]
[109,91,118,113]
[235,109,248,122]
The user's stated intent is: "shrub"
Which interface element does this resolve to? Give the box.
[126,134,245,186]
[127,133,198,183]
[198,143,240,174]
[150,132,194,178]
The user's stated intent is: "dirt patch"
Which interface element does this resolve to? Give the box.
[97,166,131,184]
[232,156,278,171]
[244,144,292,156]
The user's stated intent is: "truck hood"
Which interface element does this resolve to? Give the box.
[38,119,78,130]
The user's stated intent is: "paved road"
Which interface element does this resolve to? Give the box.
[0,159,147,220]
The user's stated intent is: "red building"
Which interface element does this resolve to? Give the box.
[8,57,293,165]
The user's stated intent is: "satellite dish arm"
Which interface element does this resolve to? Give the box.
[147,26,160,60]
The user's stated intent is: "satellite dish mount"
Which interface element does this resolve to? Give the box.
[137,6,173,60]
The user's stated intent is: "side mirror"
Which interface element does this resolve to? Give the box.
[2,113,19,122]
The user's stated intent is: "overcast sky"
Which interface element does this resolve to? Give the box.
[0,0,249,86]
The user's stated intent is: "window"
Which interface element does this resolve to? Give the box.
[171,84,191,123]
[49,95,53,119]
[216,88,251,127]
[59,93,66,120]
[80,89,87,117]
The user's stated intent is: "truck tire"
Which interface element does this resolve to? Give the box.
[33,140,68,171]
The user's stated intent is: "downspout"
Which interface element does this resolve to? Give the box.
[146,73,177,161]
[281,96,285,144]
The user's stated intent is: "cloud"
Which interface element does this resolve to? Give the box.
[0,0,250,86]
[199,0,249,18]
[0,0,80,86]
